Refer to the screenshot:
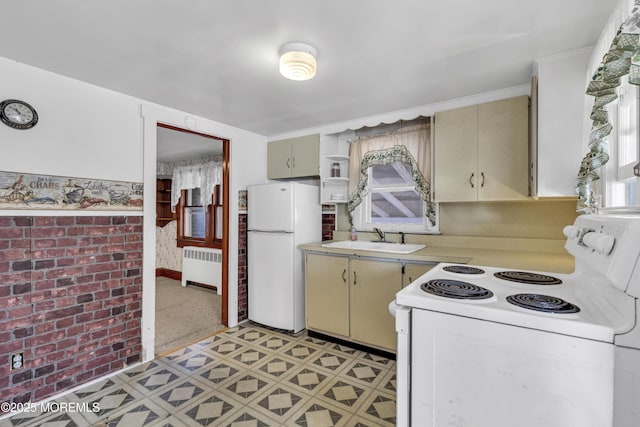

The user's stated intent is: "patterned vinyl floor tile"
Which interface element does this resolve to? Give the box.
[174,390,241,426]
[1,323,396,427]
[97,398,169,427]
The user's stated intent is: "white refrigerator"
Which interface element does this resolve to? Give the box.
[247,182,321,333]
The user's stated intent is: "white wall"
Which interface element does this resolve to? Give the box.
[534,47,592,196]
[0,56,268,363]
[0,57,142,182]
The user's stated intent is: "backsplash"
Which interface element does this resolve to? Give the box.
[437,199,579,239]
[334,199,579,240]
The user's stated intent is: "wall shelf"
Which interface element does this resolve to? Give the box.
[324,154,349,162]
[320,133,352,204]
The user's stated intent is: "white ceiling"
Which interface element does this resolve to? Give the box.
[1,1,616,139]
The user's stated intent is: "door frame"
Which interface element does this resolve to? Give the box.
[140,107,232,362]
[156,123,230,325]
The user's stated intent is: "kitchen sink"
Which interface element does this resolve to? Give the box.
[321,240,425,254]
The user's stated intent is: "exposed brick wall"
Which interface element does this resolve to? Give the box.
[322,212,336,241]
[0,216,143,408]
[237,213,248,322]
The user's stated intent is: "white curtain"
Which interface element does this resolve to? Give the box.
[348,123,431,195]
[170,162,222,212]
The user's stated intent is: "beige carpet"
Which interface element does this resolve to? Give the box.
[155,277,224,355]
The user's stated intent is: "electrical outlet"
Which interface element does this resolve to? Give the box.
[10,353,24,370]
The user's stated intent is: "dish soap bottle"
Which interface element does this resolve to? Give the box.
[350,227,357,241]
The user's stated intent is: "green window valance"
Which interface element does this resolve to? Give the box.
[577,0,640,212]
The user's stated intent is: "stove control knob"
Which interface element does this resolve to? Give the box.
[582,232,616,255]
[563,225,579,238]
[596,235,616,255]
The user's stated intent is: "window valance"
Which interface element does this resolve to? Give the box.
[577,0,640,212]
[171,162,222,212]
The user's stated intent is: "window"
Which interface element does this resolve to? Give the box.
[353,160,436,232]
[348,122,438,233]
[601,79,640,210]
[368,161,424,225]
[183,188,206,239]
[177,184,223,247]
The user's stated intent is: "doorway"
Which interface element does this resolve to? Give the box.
[154,124,230,355]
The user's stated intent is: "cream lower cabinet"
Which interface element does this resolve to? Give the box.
[305,254,350,337]
[305,253,402,352]
[402,262,435,287]
[349,259,402,351]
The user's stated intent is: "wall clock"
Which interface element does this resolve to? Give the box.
[0,99,38,129]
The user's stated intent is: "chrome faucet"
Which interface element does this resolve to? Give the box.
[373,227,385,242]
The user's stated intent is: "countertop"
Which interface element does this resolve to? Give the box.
[300,237,575,274]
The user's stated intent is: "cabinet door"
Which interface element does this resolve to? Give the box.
[350,259,402,351]
[478,96,529,200]
[267,139,292,179]
[402,263,435,287]
[305,254,350,337]
[291,134,320,178]
[434,105,478,202]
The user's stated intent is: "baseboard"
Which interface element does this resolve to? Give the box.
[307,329,396,360]
[156,268,182,281]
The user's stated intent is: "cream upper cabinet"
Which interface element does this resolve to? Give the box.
[350,259,402,351]
[434,96,529,202]
[305,253,350,337]
[267,134,320,179]
[433,105,478,202]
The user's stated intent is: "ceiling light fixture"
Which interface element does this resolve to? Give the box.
[279,42,317,81]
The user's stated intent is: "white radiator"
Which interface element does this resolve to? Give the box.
[181,246,222,295]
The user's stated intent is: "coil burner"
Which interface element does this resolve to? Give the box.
[494,271,562,285]
[442,265,486,275]
[420,279,493,300]
[506,293,580,314]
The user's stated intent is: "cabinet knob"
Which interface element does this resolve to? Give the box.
[342,269,347,283]
[469,172,475,188]
[286,158,291,169]
[481,172,485,187]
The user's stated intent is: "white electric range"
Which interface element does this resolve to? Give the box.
[393,214,640,427]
